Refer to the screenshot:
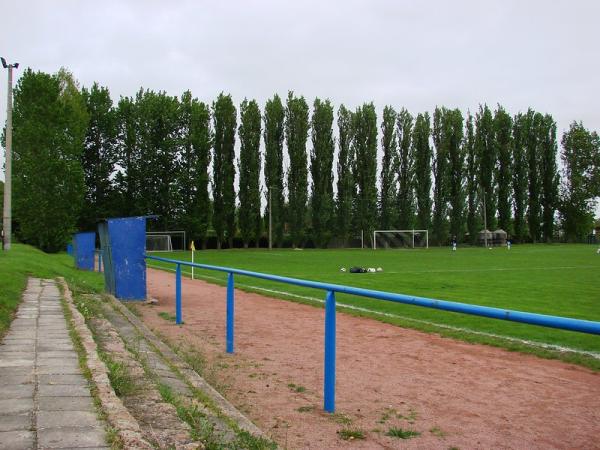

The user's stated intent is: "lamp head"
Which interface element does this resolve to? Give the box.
[13,63,19,69]
[1,57,7,69]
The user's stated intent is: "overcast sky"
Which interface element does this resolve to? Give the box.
[2,0,600,183]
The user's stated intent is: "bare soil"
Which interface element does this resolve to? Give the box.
[137,268,600,449]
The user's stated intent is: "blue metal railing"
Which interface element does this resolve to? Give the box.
[145,254,600,412]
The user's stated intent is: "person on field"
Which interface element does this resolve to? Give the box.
[451,236,457,252]
[507,239,512,250]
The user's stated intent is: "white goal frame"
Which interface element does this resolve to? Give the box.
[373,229,429,250]
[146,230,186,251]
[146,234,173,252]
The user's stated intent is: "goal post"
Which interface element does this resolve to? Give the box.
[146,234,173,252]
[146,230,186,252]
[373,230,429,250]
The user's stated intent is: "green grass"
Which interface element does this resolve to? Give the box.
[147,245,600,368]
[0,243,104,337]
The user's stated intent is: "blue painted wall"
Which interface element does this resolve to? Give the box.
[73,232,95,271]
[99,216,147,300]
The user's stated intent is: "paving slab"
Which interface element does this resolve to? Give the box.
[37,411,99,429]
[38,384,91,398]
[0,430,35,449]
[38,427,107,449]
[0,414,31,432]
[38,396,95,412]
[0,384,35,399]
[0,398,34,415]
[38,374,88,386]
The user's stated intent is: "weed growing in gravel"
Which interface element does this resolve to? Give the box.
[158,311,177,322]
[430,426,447,438]
[338,429,365,440]
[287,383,306,393]
[385,427,421,439]
[330,413,352,425]
[297,405,314,413]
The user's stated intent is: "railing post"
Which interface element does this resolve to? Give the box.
[98,251,103,273]
[226,272,235,353]
[176,263,182,325]
[324,290,336,413]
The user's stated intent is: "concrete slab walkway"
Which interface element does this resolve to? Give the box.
[0,278,107,450]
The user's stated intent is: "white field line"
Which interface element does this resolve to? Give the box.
[385,265,600,274]
[147,263,600,360]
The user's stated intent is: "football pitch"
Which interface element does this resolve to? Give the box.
[146,244,600,367]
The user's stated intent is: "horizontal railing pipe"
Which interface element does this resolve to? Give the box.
[145,255,600,336]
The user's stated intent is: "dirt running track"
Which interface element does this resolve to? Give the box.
[139,268,600,449]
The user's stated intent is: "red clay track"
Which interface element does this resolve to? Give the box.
[138,268,600,449]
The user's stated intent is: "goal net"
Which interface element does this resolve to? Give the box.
[373,230,429,249]
[146,231,186,251]
[146,234,173,252]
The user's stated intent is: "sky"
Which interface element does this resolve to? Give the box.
[1,0,600,186]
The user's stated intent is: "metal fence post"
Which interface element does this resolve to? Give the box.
[324,290,336,412]
[227,272,235,353]
[176,264,182,324]
[98,251,103,273]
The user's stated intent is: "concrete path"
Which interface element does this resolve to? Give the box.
[0,278,107,450]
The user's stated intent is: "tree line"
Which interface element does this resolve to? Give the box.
[5,68,600,252]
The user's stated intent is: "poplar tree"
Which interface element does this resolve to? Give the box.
[512,113,529,242]
[285,92,309,247]
[465,112,479,243]
[494,105,513,234]
[475,104,496,231]
[560,122,600,240]
[212,93,237,249]
[113,96,137,216]
[310,98,335,247]
[379,106,398,231]
[135,89,181,230]
[238,99,262,248]
[396,108,414,229]
[352,103,378,246]
[336,105,354,245]
[178,91,212,249]
[432,107,449,245]
[263,95,285,247]
[446,109,465,242]
[413,113,432,231]
[525,109,543,242]
[540,114,559,242]
[80,82,117,230]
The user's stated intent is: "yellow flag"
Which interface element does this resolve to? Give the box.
[190,240,196,251]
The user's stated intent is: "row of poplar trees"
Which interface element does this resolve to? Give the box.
[7,68,600,252]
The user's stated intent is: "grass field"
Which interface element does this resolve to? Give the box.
[147,244,600,369]
[0,244,104,336]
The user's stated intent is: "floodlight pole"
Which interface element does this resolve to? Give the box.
[268,188,272,250]
[2,59,17,251]
[482,190,488,248]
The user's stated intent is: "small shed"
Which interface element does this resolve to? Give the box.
[98,216,150,301]
[478,229,493,246]
[493,229,508,246]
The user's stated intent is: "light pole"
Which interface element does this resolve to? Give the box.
[2,57,18,251]
[268,188,272,250]
[482,189,488,248]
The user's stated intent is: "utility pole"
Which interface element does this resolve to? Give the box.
[482,190,488,248]
[268,188,272,250]
[2,57,18,251]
